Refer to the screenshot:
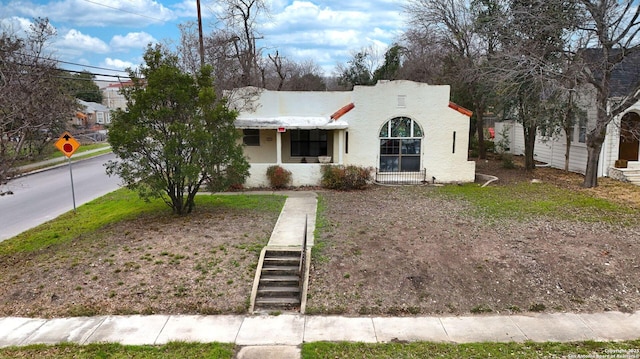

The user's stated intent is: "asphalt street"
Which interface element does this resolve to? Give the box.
[0,153,121,241]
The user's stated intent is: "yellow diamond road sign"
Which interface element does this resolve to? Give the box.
[55,131,81,158]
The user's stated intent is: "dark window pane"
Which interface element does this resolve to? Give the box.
[380,139,400,154]
[380,156,399,172]
[401,156,420,172]
[413,122,423,137]
[291,130,328,157]
[401,139,421,154]
[379,123,389,137]
[243,129,260,146]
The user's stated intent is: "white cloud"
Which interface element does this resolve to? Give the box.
[260,0,406,74]
[55,29,110,54]
[0,16,33,36]
[103,57,136,70]
[110,32,157,50]
[3,0,175,28]
[264,1,370,32]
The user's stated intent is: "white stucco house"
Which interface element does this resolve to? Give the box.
[231,80,476,188]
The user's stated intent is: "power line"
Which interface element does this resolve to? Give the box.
[54,58,132,73]
[79,0,169,23]
[15,51,131,75]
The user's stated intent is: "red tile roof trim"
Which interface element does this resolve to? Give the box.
[449,102,473,117]
[331,103,355,121]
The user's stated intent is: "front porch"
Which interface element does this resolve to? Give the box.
[609,161,640,186]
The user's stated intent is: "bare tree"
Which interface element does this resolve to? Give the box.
[576,0,640,187]
[215,0,269,87]
[397,28,446,83]
[405,0,499,159]
[284,59,327,91]
[488,0,580,170]
[0,18,76,186]
[176,22,202,74]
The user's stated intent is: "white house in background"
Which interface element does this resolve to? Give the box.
[101,81,133,110]
[232,80,476,188]
[495,52,640,180]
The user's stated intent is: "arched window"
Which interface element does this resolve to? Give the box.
[379,117,423,172]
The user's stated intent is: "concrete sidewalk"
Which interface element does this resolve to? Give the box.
[16,146,112,175]
[1,311,639,348]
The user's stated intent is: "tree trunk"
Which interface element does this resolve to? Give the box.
[563,126,572,172]
[523,122,537,171]
[475,106,486,159]
[564,133,571,172]
[583,135,604,188]
[583,93,609,188]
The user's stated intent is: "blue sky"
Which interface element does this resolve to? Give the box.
[0,0,407,81]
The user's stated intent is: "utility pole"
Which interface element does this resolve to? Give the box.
[196,0,205,68]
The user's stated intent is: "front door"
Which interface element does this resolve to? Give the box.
[618,112,640,161]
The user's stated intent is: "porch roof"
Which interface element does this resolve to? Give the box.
[234,116,349,130]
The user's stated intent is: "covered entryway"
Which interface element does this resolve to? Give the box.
[618,112,640,162]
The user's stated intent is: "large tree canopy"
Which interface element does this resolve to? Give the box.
[107,45,249,215]
[60,70,103,103]
[0,18,75,186]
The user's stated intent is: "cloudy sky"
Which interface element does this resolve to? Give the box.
[0,0,407,81]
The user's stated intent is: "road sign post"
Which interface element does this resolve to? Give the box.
[55,132,81,213]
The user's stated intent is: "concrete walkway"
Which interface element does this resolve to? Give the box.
[1,311,639,347]
[266,191,317,247]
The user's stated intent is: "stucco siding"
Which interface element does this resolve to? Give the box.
[240,129,278,163]
[235,80,476,187]
[245,163,323,187]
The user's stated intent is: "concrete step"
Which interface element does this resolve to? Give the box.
[263,257,301,266]
[257,286,301,297]
[259,275,300,285]
[253,248,304,312]
[261,266,300,276]
[255,297,301,309]
[265,250,300,257]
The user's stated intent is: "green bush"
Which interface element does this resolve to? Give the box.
[501,153,516,169]
[321,165,371,190]
[266,165,292,189]
[484,140,495,153]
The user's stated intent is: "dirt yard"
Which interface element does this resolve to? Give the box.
[1,156,639,317]
[0,206,278,318]
[307,157,640,315]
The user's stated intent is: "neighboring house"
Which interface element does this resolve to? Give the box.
[232,80,476,188]
[495,50,640,179]
[73,99,111,129]
[101,81,133,110]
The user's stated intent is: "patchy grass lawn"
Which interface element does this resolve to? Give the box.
[0,342,235,359]
[3,340,640,359]
[301,340,640,359]
[307,159,640,316]
[0,189,285,317]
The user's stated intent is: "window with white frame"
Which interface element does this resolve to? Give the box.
[379,117,423,172]
[96,112,104,124]
[578,118,587,143]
